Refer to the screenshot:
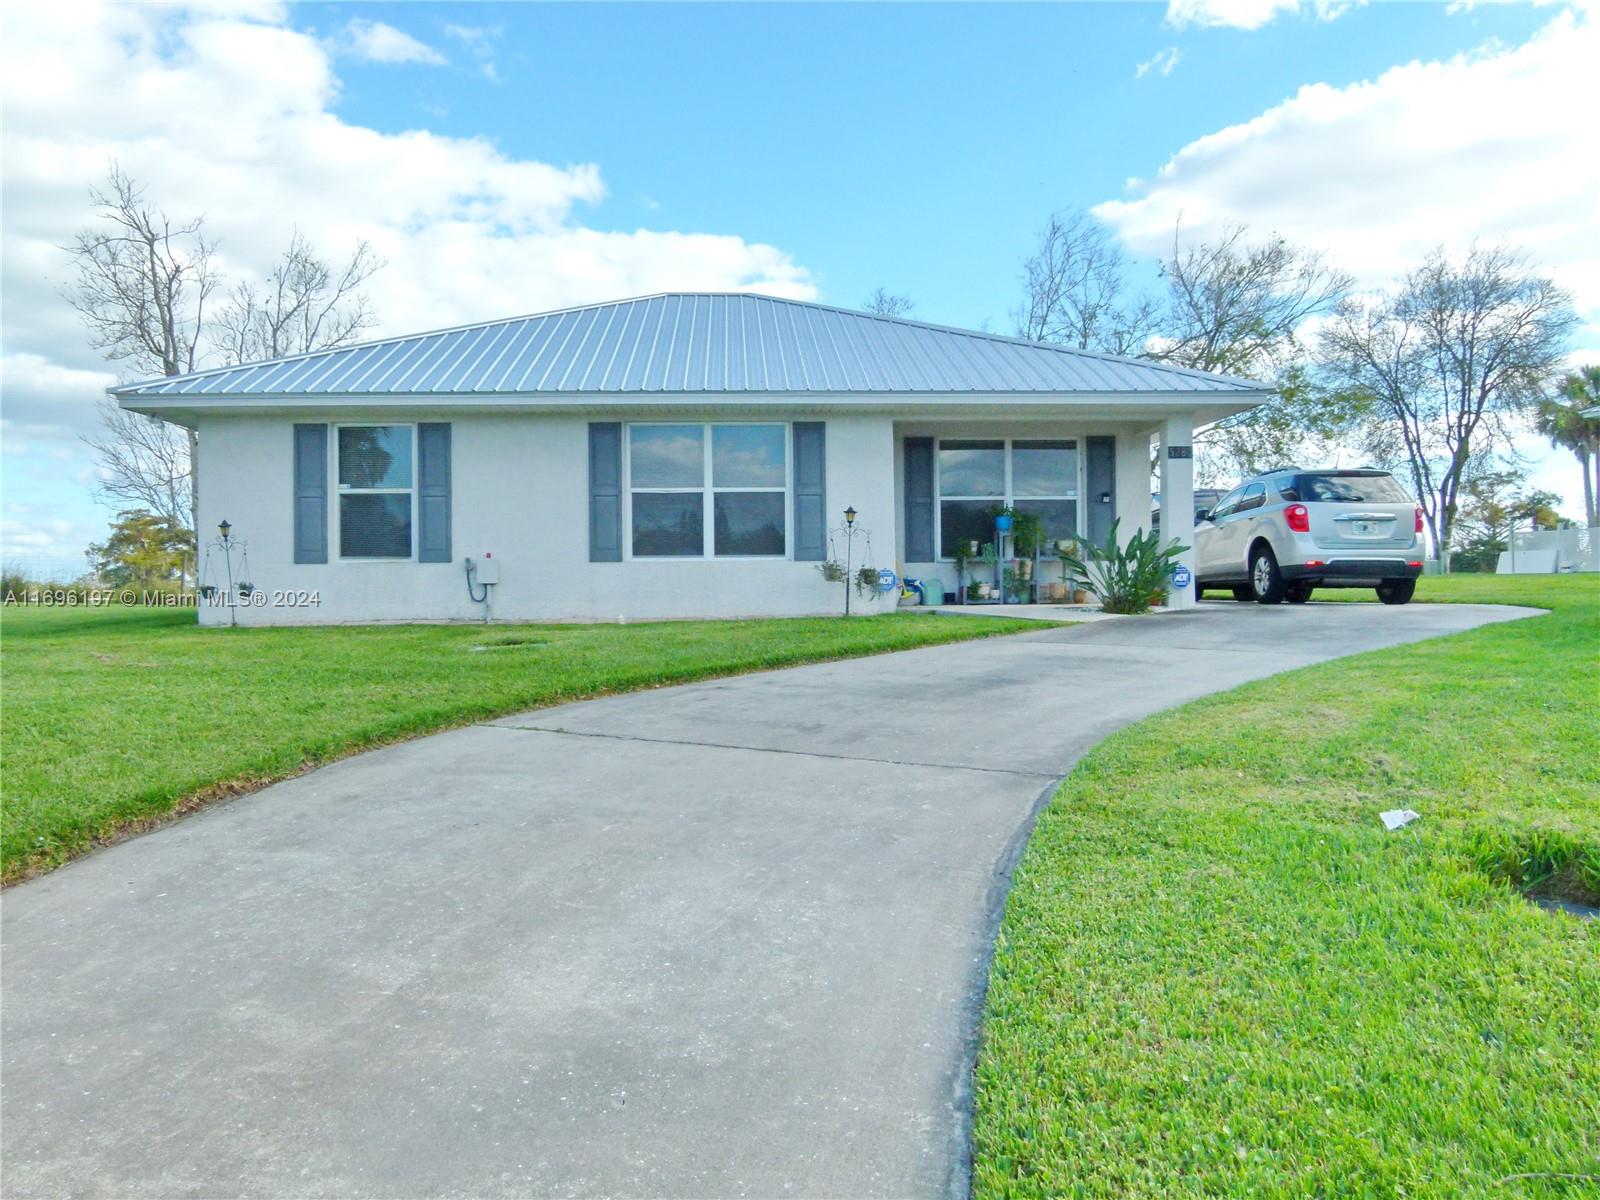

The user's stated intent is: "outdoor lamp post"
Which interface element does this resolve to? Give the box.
[843,507,858,616]
[219,520,237,626]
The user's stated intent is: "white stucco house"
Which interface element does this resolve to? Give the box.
[112,293,1271,624]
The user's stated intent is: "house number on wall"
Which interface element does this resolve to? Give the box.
[1167,445,1194,459]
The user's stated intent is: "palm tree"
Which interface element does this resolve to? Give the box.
[1534,366,1600,529]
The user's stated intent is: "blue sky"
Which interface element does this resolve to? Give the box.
[313,0,1555,330]
[2,1,1594,572]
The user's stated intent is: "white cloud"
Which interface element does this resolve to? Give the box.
[1136,47,1183,79]
[1096,9,1600,314]
[340,19,447,66]
[1165,0,1357,30]
[0,3,815,560]
[1104,7,1600,520]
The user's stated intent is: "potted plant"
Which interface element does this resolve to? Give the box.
[1002,565,1028,603]
[952,544,969,604]
[817,559,848,584]
[854,565,882,600]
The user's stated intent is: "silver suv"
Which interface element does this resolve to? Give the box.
[1193,468,1424,605]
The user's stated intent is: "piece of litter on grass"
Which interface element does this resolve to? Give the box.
[1380,809,1421,831]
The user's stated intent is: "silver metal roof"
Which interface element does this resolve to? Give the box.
[112,293,1268,400]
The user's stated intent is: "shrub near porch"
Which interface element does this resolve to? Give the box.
[974,574,1599,1198]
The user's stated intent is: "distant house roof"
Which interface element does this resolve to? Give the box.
[111,293,1270,402]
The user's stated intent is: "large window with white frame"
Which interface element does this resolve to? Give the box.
[629,423,788,558]
[937,438,1079,557]
[337,424,415,559]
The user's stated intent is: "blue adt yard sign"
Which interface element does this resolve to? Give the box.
[877,569,899,594]
[1170,563,1193,589]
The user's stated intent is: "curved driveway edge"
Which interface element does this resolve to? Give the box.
[1,603,1539,1198]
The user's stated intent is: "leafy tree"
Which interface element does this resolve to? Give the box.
[87,510,194,588]
[1449,467,1564,573]
[1533,366,1600,528]
[1319,245,1576,569]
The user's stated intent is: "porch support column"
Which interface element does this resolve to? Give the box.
[1159,413,1197,609]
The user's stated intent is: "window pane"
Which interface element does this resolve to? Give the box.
[632,492,704,556]
[714,492,785,556]
[630,425,704,488]
[938,440,1004,497]
[340,493,411,557]
[940,500,999,558]
[713,425,786,488]
[1016,499,1079,545]
[339,426,412,489]
[1013,440,1077,497]
[1297,472,1412,503]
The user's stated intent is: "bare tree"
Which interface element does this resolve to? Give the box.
[1149,222,1354,480]
[862,288,915,319]
[214,231,383,363]
[65,165,385,586]
[1153,222,1350,377]
[1320,244,1576,568]
[1013,211,1159,355]
[82,400,193,529]
[65,164,216,577]
[64,164,219,378]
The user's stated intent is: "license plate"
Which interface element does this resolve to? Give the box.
[1352,521,1376,535]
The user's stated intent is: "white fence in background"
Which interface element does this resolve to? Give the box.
[1496,527,1600,574]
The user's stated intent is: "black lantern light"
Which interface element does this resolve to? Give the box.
[844,506,857,527]
[218,519,232,542]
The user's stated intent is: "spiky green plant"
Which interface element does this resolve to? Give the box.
[1060,519,1188,614]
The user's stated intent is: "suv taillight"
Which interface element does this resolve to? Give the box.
[1285,503,1310,533]
[1415,506,1424,534]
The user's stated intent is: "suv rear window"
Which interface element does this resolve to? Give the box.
[1295,472,1411,504]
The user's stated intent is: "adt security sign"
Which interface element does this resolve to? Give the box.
[877,568,899,594]
[1169,563,1193,590]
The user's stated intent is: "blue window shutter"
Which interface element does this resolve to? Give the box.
[417,423,452,562]
[1086,436,1116,545]
[293,423,328,564]
[589,422,622,562]
[791,421,826,561]
[904,436,934,561]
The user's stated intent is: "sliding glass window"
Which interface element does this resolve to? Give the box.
[936,438,1078,557]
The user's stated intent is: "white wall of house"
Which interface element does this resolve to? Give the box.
[193,409,899,625]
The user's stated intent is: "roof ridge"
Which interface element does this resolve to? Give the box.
[112,292,1272,397]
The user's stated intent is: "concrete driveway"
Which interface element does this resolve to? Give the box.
[1,602,1537,1199]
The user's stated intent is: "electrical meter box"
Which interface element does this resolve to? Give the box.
[472,555,500,585]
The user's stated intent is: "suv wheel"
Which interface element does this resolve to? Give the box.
[1250,547,1286,604]
[1377,579,1416,605]
[1285,584,1312,604]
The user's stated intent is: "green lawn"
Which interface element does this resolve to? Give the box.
[974,573,1600,1199]
[0,607,1036,881]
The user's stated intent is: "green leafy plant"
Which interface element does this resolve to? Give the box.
[854,565,882,599]
[817,560,848,584]
[1060,519,1188,614]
